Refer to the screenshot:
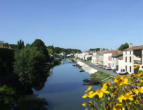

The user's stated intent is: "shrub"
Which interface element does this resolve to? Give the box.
[0,48,14,75]
[82,65,143,110]
[14,46,47,87]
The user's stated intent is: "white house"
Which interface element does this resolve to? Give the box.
[112,52,123,70]
[74,52,89,60]
[122,44,143,74]
[103,50,119,68]
[91,52,97,64]
[91,51,105,65]
[117,60,126,73]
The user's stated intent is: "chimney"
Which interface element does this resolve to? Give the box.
[129,43,133,48]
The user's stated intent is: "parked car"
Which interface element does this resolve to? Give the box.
[113,69,118,73]
[98,65,103,68]
[105,67,112,70]
[102,65,107,69]
[116,69,128,75]
[95,63,99,67]
[119,72,128,75]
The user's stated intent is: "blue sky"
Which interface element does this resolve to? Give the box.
[0,0,143,50]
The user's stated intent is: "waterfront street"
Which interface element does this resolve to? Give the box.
[78,59,117,77]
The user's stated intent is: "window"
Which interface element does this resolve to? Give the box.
[125,57,127,62]
[130,51,132,54]
[130,66,132,73]
[126,66,127,72]
[130,56,132,62]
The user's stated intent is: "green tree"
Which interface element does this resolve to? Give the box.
[0,48,14,75]
[118,43,129,51]
[17,40,24,49]
[13,46,47,87]
[32,39,50,61]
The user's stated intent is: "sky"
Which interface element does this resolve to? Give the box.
[0,0,143,50]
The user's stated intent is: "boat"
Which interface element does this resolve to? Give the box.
[80,67,84,72]
[83,78,100,85]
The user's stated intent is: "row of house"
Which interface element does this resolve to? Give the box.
[75,44,143,74]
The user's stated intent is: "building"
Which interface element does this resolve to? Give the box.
[103,50,119,68]
[112,52,123,70]
[74,52,89,60]
[123,44,143,74]
[91,51,106,65]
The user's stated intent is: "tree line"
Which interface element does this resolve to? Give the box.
[0,39,61,109]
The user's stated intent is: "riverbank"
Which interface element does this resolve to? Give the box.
[72,59,97,74]
[71,58,115,83]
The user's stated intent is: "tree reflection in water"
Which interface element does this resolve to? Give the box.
[0,71,49,110]
[16,95,48,110]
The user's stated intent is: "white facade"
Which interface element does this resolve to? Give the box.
[103,53,112,68]
[112,57,118,69]
[117,60,126,73]
[91,53,97,64]
[123,50,143,74]
[91,52,104,65]
[74,52,89,60]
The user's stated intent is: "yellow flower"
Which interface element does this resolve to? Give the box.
[134,87,143,95]
[135,99,140,104]
[85,86,92,93]
[118,95,126,103]
[94,89,104,98]
[88,100,93,104]
[85,108,88,110]
[113,104,125,110]
[114,75,128,86]
[82,103,86,107]
[82,91,94,98]
[134,65,140,69]
[140,79,143,83]
[91,87,109,99]
[118,92,134,103]
[120,78,128,86]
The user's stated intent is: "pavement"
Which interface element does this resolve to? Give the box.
[78,59,117,77]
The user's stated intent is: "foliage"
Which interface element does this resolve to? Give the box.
[91,71,111,84]
[17,40,25,49]
[0,85,16,109]
[118,43,129,51]
[90,48,101,52]
[87,57,92,61]
[32,39,50,61]
[0,48,14,74]
[47,46,81,55]
[16,95,48,110]
[13,46,47,87]
[82,65,143,110]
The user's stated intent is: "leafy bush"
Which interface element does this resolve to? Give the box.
[82,65,143,110]
[14,46,47,87]
[0,48,14,75]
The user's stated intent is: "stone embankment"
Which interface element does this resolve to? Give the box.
[75,59,97,74]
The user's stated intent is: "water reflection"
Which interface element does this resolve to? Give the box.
[0,70,49,110]
[16,95,48,110]
[34,60,100,110]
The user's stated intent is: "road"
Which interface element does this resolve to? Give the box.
[78,59,117,77]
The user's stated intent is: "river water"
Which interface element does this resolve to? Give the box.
[34,59,99,110]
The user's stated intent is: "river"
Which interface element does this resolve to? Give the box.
[34,59,99,110]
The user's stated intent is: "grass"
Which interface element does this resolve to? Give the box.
[91,71,113,84]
